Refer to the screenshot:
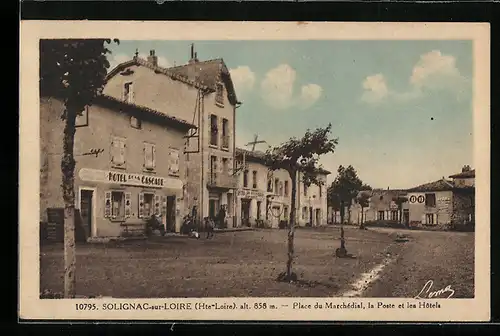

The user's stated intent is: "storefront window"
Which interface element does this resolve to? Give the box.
[111,191,124,219]
[143,193,154,218]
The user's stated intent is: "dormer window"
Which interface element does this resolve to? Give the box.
[123,82,134,103]
[215,82,224,107]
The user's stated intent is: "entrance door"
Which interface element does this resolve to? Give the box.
[166,196,176,232]
[309,207,313,226]
[315,209,321,226]
[241,199,251,227]
[403,209,410,226]
[80,190,93,237]
[209,199,219,220]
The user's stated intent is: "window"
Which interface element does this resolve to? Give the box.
[210,114,218,146]
[143,143,156,170]
[257,201,262,220]
[284,206,289,220]
[243,170,249,188]
[123,82,134,103]
[75,106,89,127]
[426,213,435,225]
[267,173,273,192]
[252,170,257,189]
[279,182,284,196]
[110,136,126,167]
[130,116,141,129]
[391,210,398,221]
[104,191,131,220]
[274,178,279,194]
[215,82,224,106]
[284,181,289,196]
[222,118,229,149]
[304,184,308,197]
[425,193,436,207]
[139,192,161,219]
[302,207,307,219]
[319,184,322,197]
[210,156,218,182]
[378,211,385,221]
[168,148,180,176]
[222,158,229,175]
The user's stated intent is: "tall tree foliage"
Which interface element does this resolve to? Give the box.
[40,39,118,298]
[392,195,409,225]
[264,124,338,281]
[356,192,371,229]
[327,165,369,254]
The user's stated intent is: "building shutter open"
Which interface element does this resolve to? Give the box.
[433,213,438,225]
[138,192,145,218]
[120,140,126,165]
[154,194,161,216]
[161,196,167,217]
[422,214,426,224]
[125,192,132,218]
[152,145,156,168]
[104,191,112,218]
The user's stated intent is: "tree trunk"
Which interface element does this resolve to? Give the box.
[359,206,365,229]
[339,201,346,249]
[286,169,298,280]
[61,108,77,298]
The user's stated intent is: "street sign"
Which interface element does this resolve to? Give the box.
[409,194,425,204]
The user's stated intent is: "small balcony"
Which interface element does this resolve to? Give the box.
[207,172,237,189]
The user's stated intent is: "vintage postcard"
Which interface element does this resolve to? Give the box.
[19,21,490,321]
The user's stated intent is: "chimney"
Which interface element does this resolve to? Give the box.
[147,49,158,67]
[188,44,199,64]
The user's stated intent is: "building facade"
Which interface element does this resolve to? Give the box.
[103,48,240,226]
[348,189,410,225]
[406,167,475,227]
[40,95,195,238]
[234,148,329,228]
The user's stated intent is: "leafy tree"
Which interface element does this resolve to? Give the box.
[264,124,338,282]
[356,192,371,229]
[328,165,368,255]
[40,38,118,298]
[328,193,341,224]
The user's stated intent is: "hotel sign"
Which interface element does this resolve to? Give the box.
[237,189,265,199]
[79,168,183,190]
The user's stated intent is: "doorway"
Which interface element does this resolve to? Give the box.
[309,207,313,226]
[315,209,321,226]
[80,189,94,238]
[209,199,220,220]
[241,199,251,227]
[166,196,176,232]
[403,209,410,226]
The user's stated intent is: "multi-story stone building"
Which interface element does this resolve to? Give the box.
[40,94,195,238]
[234,148,329,228]
[348,189,409,225]
[103,47,240,226]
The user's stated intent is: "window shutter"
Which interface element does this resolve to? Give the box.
[433,213,438,225]
[152,145,156,168]
[104,191,112,218]
[138,193,145,218]
[422,214,426,224]
[125,192,132,218]
[110,139,115,164]
[120,140,126,165]
[130,83,135,103]
[161,196,167,217]
[154,195,161,216]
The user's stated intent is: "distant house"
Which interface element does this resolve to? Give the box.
[406,166,475,227]
[348,189,409,225]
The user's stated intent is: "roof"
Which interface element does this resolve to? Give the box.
[105,57,214,93]
[235,147,331,175]
[449,169,475,179]
[168,59,240,105]
[407,179,457,192]
[94,94,197,131]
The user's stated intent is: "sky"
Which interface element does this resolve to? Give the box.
[107,40,473,189]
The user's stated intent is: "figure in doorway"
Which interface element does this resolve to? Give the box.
[217,205,227,229]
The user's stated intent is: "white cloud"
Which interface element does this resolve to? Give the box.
[261,64,322,110]
[361,50,468,104]
[361,74,389,104]
[229,66,256,96]
[108,53,130,71]
[410,50,467,93]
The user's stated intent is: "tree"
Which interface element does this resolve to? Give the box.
[40,39,118,298]
[356,192,371,229]
[264,124,338,282]
[328,193,341,224]
[327,165,368,255]
[392,195,408,225]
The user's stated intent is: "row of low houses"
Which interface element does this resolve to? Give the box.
[40,47,330,240]
[328,167,475,229]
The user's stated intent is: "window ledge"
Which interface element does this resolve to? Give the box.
[209,144,219,149]
[215,102,225,108]
[143,168,156,174]
[169,173,180,178]
[111,165,126,170]
[221,146,230,152]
